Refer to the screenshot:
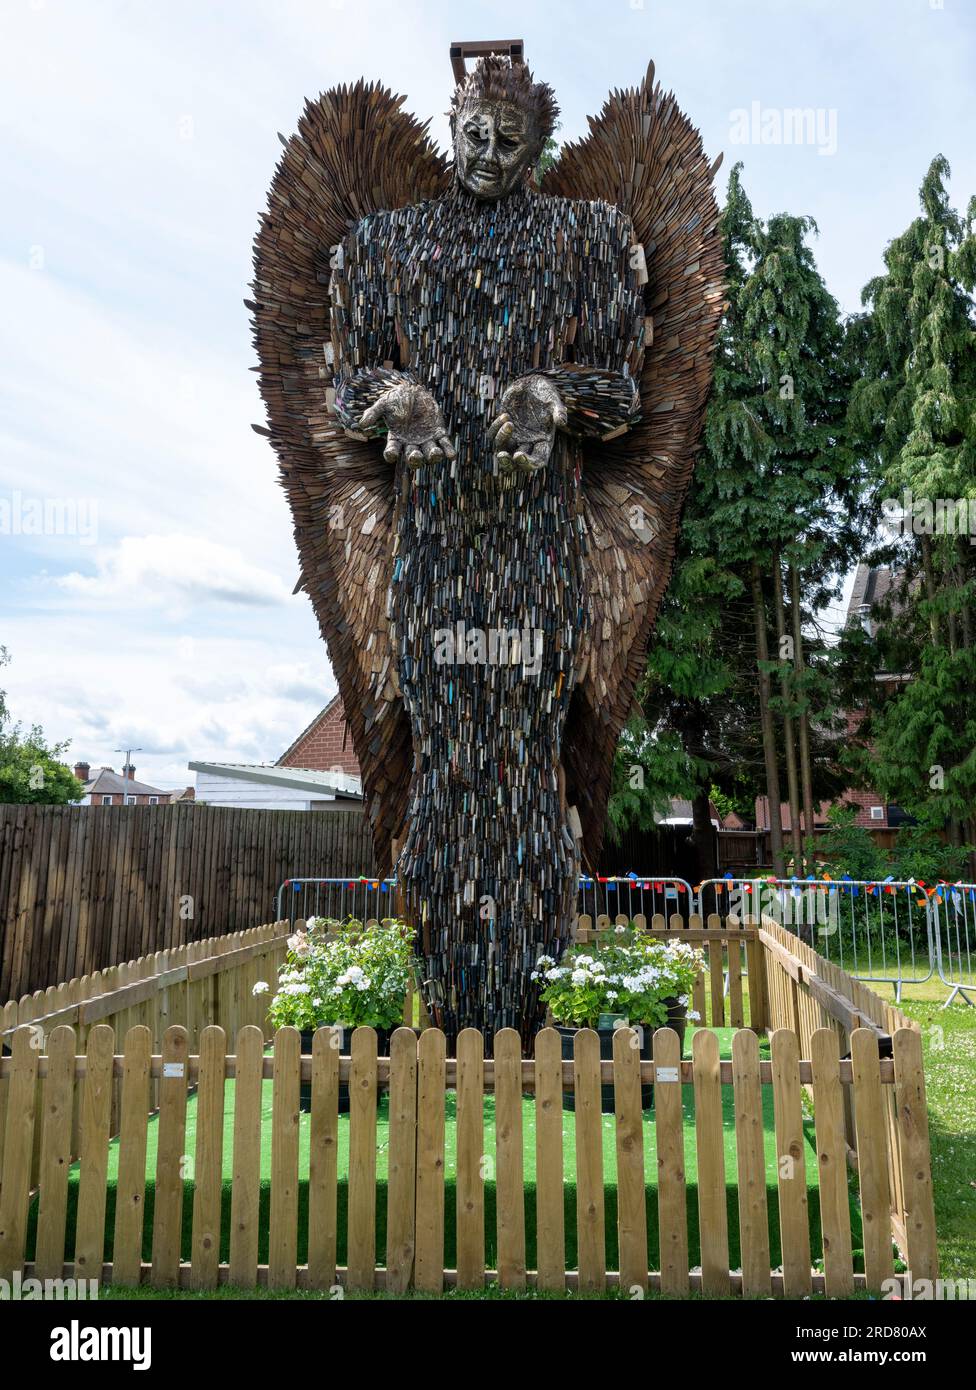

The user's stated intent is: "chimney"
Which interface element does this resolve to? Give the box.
[73,761,90,782]
[122,763,136,780]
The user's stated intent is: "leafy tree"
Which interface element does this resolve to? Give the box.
[0,648,84,805]
[610,166,859,877]
[843,156,976,867]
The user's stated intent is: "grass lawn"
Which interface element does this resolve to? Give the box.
[26,1027,862,1278]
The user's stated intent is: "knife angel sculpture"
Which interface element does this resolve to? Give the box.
[252,55,724,1046]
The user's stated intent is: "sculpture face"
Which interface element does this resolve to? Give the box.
[454,99,536,200]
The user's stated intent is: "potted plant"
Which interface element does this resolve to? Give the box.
[532,928,704,1113]
[259,916,415,1111]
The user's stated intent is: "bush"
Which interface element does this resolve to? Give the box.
[261,918,415,1032]
[533,927,703,1029]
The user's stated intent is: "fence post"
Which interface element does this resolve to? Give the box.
[892,1027,939,1282]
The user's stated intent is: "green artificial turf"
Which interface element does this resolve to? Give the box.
[26,1027,860,1274]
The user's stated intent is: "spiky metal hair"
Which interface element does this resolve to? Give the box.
[449,55,559,155]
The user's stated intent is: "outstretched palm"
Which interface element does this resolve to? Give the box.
[487,376,568,476]
[360,383,457,468]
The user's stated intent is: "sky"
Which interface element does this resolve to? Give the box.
[1,0,974,791]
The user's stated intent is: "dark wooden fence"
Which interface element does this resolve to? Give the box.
[0,804,375,1000]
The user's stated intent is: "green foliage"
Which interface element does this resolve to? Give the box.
[842,156,976,846]
[533,929,704,1029]
[0,647,84,805]
[807,803,886,882]
[264,918,414,1031]
[612,164,858,844]
[889,824,974,884]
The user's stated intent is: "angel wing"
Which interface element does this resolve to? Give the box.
[542,60,725,863]
[251,83,450,872]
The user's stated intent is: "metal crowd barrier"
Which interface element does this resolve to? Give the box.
[275,872,976,1006]
[930,883,976,1005]
[276,873,694,931]
[276,876,397,925]
[576,875,695,925]
[698,876,940,1002]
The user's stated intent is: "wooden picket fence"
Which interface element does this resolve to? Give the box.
[0,1019,936,1295]
[757,914,933,1275]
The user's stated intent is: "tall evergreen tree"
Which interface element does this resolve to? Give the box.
[845,156,976,863]
[609,166,857,876]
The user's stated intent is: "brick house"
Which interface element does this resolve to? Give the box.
[276,694,361,777]
[74,762,188,806]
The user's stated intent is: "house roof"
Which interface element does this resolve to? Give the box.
[84,769,168,797]
[188,761,362,798]
[276,693,343,766]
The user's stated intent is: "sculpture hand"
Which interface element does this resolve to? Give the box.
[487,376,568,476]
[359,383,457,468]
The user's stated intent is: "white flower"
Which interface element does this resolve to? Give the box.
[571,968,589,986]
[252,981,270,996]
[687,1010,701,1022]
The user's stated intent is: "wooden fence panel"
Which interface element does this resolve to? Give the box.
[190,1025,226,1289]
[0,988,940,1298]
[33,1024,76,1280]
[228,1025,264,1287]
[494,1028,526,1290]
[112,1025,152,1286]
[455,1028,485,1291]
[269,1026,301,1290]
[693,1028,730,1295]
[307,1026,340,1290]
[150,1025,189,1287]
[0,1027,38,1278]
[731,1028,771,1297]
[414,1028,446,1293]
[74,1024,114,1280]
[574,1027,605,1293]
[810,1027,854,1296]
[770,1028,812,1298]
[851,1028,895,1290]
[347,1026,378,1290]
[0,804,376,1000]
[613,1026,647,1294]
[891,1028,939,1282]
[534,1027,565,1292]
[386,1027,418,1294]
[654,1026,688,1295]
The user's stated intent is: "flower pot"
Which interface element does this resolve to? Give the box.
[298,1025,393,1113]
[557,998,687,1114]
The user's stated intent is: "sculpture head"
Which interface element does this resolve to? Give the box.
[449,56,558,201]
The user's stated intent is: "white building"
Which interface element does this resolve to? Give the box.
[188,761,363,811]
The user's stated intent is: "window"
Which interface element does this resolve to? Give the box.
[101,795,112,806]
[125,795,136,805]
[869,806,884,821]
[149,796,158,805]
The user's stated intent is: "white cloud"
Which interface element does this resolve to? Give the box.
[55,534,292,611]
